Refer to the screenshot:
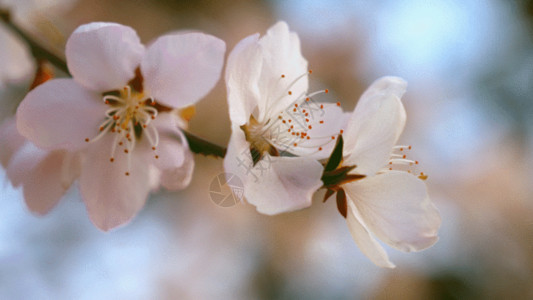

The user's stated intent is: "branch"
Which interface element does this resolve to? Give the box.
[0,9,227,158]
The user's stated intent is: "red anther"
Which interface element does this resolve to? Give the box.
[281,74,285,78]
[294,104,298,107]
[151,115,155,120]
[291,125,294,129]
[125,172,130,176]
[319,120,324,124]
[293,108,297,112]
[85,138,89,142]
[288,129,291,132]
[403,155,406,159]
[319,147,323,151]
[143,124,147,128]
[288,120,292,123]
[152,147,156,150]
[336,102,341,106]
[306,98,310,102]
[282,120,286,123]
[331,136,335,140]
[126,133,130,138]
[307,136,310,140]
[340,129,344,134]
[389,162,393,165]
[308,70,313,74]
[99,126,104,131]
[124,149,129,153]
[320,104,324,109]
[400,148,404,151]
[389,167,392,170]
[408,145,412,150]
[293,143,297,146]
[278,116,282,119]
[325,89,329,93]
[105,100,109,104]
[288,91,292,95]
[305,118,309,122]
[110,158,114,162]
[155,155,159,159]
[119,142,123,146]
[305,113,309,117]
[415,161,419,164]
[292,132,295,135]
[308,125,312,129]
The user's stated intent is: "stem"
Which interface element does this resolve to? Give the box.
[0,9,227,158]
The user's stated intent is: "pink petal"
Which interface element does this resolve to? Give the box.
[225,33,262,126]
[346,203,396,268]
[0,118,26,168]
[345,171,441,252]
[7,144,77,214]
[79,135,152,231]
[16,79,107,151]
[244,155,323,215]
[66,22,145,92]
[343,83,406,175]
[142,112,194,190]
[141,32,225,108]
[223,125,253,182]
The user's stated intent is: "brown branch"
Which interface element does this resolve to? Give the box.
[0,9,227,158]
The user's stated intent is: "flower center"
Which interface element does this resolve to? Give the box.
[240,70,343,163]
[84,85,160,176]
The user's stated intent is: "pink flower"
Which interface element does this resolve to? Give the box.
[16,22,226,230]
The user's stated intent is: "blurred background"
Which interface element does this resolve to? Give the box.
[1,0,533,299]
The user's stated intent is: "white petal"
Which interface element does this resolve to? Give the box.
[7,144,76,214]
[0,118,26,168]
[346,204,396,268]
[79,135,151,231]
[276,102,344,159]
[16,79,107,151]
[223,125,253,182]
[255,21,308,122]
[225,33,262,126]
[66,22,145,92]
[244,155,323,215]
[141,32,225,108]
[344,171,441,252]
[0,24,34,86]
[359,76,407,108]
[343,88,406,175]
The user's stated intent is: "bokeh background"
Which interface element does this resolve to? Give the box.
[1,0,533,299]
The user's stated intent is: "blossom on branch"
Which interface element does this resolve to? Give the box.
[16,22,226,230]
[322,77,441,268]
[224,21,345,215]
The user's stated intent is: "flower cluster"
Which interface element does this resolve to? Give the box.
[0,19,441,267]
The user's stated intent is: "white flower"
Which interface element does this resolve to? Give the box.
[16,22,226,230]
[323,77,441,268]
[224,21,344,215]
[0,117,79,214]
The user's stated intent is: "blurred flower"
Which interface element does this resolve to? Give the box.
[224,21,344,215]
[16,22,226,230]
[323,77,441,268]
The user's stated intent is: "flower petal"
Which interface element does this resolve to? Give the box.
[223,125,253,182]
[141,32,226,108]
[143,112,194,190]
[343,80,407,175]
[225,33,262,126]
[16,79,107,151]
[243,155,323,215]
[344,171,441,252]
[66,22,145,92]
[274,102,344,159]
[255,21,308,122]
[0,118,26,168]
[79,135,151,231]
[7,143,77,214]
[346,203,396,268]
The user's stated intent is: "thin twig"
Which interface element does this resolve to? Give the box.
[0,9,227,158]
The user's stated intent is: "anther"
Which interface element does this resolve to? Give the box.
[325,89,329,93]
[288,91,292,95]
[281,74,285,78]
[124,149,129,153]
[110,158,114,162]
[336,102,341,106]
[125,172,130,176]
[85,138,90,142]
